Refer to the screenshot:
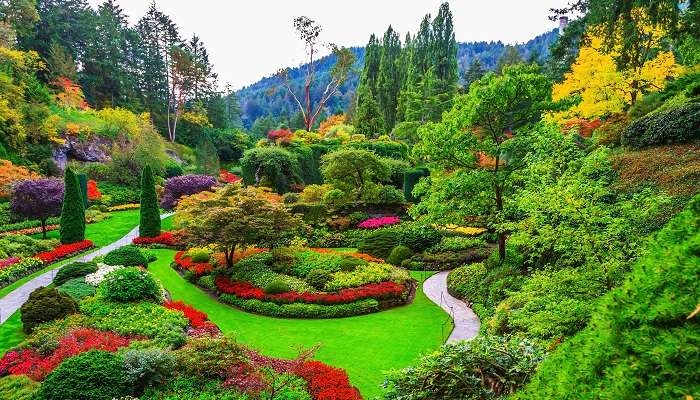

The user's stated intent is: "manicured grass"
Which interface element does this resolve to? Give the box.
[0,312,24,356]
[148,249,449,398]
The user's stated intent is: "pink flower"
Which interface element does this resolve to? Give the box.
[357,216,400,229]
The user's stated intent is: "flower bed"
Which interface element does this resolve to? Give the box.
[357,216,400,229]
[215,277,405,306]
[133,231,179,247]
[0,224,59,237]
[173,251,214,275]
[163,300,221,337]
[0,258,43,288]
[309,248,384,263]
[107,203,140,212]
[36,240,93,264]
[296,361,362,400]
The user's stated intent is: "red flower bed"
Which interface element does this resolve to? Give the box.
[215,276,404,306]
[133,231,178,246]
[35,240,93,264]
[220,169,242,184]
[295,361,362,400]
[164,300,220,337]
[174,251,214,275]
[87,179,101,200]
[0,328,135,380]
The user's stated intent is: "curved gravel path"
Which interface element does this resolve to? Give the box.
[423,270,480,343]
[0,213,173,324]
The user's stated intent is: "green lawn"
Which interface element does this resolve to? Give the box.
[148,249,449,398]
[0,312,23,356]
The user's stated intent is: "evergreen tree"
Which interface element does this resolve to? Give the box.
[46,41,78,81]
[353,87,385,137]
[464,57,485,89]
[139,165,161,238]
[376,25,402,133]
[196,134,220,176]
[496,45,523,73]
[357,34,381,97]
[59,167,85,244]
[431,2,459,87]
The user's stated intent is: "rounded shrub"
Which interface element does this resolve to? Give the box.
[264,279,291,295]
[20,287,78,333]
[447,262,488,305]
[104,245,148,266]
[358,229,400,259]
[54,261,98,286]
[57,278,97,300]
[34,350,129,400]
[189,249,210,263]
[621,102,700,148]
[99,267,161,303]
[339,256,366,272]
[306,268,332,290]
[387,245,414,266]
[282,192,300,204]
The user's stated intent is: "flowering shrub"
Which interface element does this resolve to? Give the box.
[85,263,124,286]
[99,267,161,303]
[215,276,405,306]
[133,231,178,247]
[163,300,209,328]
[0,160,41,199]
[174,251,214,275]
[562,118,603,137]
[160,175,217,210]
[295,361,361,400]
[0,258,43,287]
[268,128,294,144]
[107,203,140,212]
[35,240,93,264]
[219,169,242,184]
[0,257,20,269]
[0,328,135,381]
[357,216,400,229]
[86,180,101,201]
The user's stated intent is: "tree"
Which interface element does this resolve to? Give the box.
[59,167,85,244]
[0,0,39,47]
[413,64,552,261]
[195,133,220,176]
[353,87,385,137]
[10,178,63,238]
[139,165,160,238]
[376,25,402,132]
[46,41,77,81]
[320,148,390,202]
[463,57,485,89]
[496,45,523,73]
[175,185,303,267]
[276,16,356,131]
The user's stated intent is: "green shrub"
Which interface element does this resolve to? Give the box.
[306,268,332,290]
[99,267,161,303]
[58,277,96,300]
[621,102,700,148]
[386,245,413,266]
[264,279,291,294]
[282,192,300,204]
[403,167,430,203]
[197,275,216,290]
[517,195,700,399]
[429,236,486,253]
[188,249,210,263]
[104,245,148,266]
[139,165,161,238]
[176,336,245,379]
[358,229,399,259]
[325,262,411,291]
[240,147,303,193]
[383,335,545,400]
[123,348,176,393]
[98,183,140,206]
[34,350,130,400]
[20,287,78,333]
[447,263,487,304]
[0,375,39,400]
[140,377,249,400]
[339,256,366,271]
[371,185,405,205]
[220,295,380,318]
[323,188,351,209]
[290,203,327,223]
[390,222,442,252]
[54,261,98,286]
[59,167,86,244]
[164,160,184,178]
[0,235,57,259]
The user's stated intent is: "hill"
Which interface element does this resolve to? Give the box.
[235,29,559,128]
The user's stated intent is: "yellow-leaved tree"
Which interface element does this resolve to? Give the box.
[551,9,684,123]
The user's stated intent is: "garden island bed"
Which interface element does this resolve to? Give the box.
[172,247,417,318]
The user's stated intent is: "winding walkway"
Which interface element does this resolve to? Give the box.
[423,270,480,343]
[0,213,173,324]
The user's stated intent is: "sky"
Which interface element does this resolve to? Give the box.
[87,0,572,90]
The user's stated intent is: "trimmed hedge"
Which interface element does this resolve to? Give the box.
[20,287,78,333]
[59,167,86,244]
[621,102,700,148]
[220,295,380,318]
[54,261,98,286]
[103,245,147,266]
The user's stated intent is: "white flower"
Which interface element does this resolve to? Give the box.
[85,263,124,286]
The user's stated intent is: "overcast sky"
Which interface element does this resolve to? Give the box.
[86,0,572,90]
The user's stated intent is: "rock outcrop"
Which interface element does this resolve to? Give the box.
[53,134,112,171]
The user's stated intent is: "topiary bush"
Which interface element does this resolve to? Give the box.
[99,267,161,303]
[20,287,78,333]
[306,268,332,290]
[358,229,400,259]
[34,350,130,400]
[103,245,148,266]
[53,261,98,286]
[621,102,700,149]
[264,279,291,295]
[139,165,161,238]
[386,245,413,266]
[59,167,86,244]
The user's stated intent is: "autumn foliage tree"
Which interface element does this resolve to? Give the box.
[175,185,303,267]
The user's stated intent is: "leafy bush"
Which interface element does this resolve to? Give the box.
[325,262,410,291]
[54,261,98,286]
[282,192,300,204]
[0,235,57,259]
[240,147,303,194]
[338,256,366,271]
[160,174,217,210]
[386,245,413,266]
[0,375,38,400]
[175,336,245,379]
[123,348,176,393]
[57,278,96,300]
[264,279,291,294]
[306,268,332,290]
[34,350,130,400]
[383,335,545,400]
[20,287,78,333]
[429,236,486,253]
[188,249,210,263]
[220,295,379,318]
[516,195,700,399]
[358,229,399,258]
[164,160,184,178]
[140,377,248,400]
[99,267,161,303]
[447,263,488,304]
[621,102,700,148]
[103,245,147,266]
[98,183,140,206]
[290,202,327,223]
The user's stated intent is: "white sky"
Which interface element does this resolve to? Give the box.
[87,0,572,90]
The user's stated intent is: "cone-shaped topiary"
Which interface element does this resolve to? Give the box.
[59,167,85,244]
[139,165,161,238]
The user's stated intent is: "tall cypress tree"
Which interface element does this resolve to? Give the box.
[353,87,385,137]
[139,165,161,238]
[376,25,402,133]
[59,167,85,244]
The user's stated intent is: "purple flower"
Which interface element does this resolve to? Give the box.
[160,175,217,210]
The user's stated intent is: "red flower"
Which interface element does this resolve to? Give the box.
[173,251,214,275]
[35,240,93,264]
[87,180,101,200]
[164,300,210,328]
[133,231,178,246]
[219,169,242,184]
[295,361,361,400]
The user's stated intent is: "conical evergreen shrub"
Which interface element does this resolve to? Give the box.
[139,165,161,238]
[59,167,85,244]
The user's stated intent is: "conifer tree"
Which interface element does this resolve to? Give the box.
[353,87,385,137]
[59,167,85,244]
[376,25,402,133]
[139,165,161,238]
[464,57,485,89]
